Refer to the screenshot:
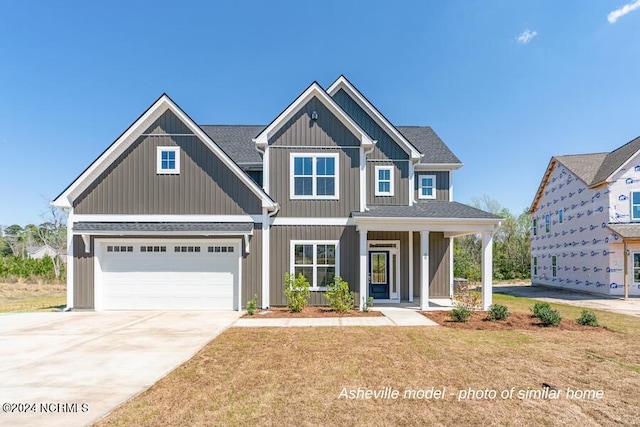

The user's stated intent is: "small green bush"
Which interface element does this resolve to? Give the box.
[487,304,509,321]
[577,310,599,327]
[362,296,374,312]
[246,294,258,315]
[283,273,310,313]
[536,306,562,326]
[450,306,471,322]
[324,276,354,313]
[531,301,552,318]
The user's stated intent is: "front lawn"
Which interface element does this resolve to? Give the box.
[96,294,640,426]
[0,282,66,313]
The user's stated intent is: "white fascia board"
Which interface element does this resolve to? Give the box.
[414,163,463,171]
[326,76,421,160]
[252,82,374,148]
[271,217,355,226]
[72,214,262,223]
[54,95,277,211]
[74,230,253,236]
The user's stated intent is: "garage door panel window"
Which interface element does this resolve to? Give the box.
[208,245,235,253]
[175,246,202,253]
[107,246,133,253]
[141,246,167,253]
[291,241,339,290]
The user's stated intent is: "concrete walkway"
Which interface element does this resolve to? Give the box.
[233,307,438,327]
[495,284,640,317]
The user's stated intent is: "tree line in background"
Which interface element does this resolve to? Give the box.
[454,195,531,282]
[0,207,67,282]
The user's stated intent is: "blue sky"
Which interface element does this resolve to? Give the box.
[1,1,639,226]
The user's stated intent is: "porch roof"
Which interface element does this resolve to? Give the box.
[607,223,640,239]
[352,202,501,220]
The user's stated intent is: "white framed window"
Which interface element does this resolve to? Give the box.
[290,153,339,199]
[545,214,550,233]
[558,209,564,224]
[375,165,394,196]
[290,240,339,290]
[157,147,180,174]
[418,174,436,199]
[532,218,538,236]
[632,192,640,221]
[551,255,557,277]
[533,257,538,275]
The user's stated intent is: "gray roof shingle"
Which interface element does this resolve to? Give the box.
[555,153,608,184]
[591,135,640,185]
[200,125,461,166]
[351,202,500,220]
[396,126,461,165]
[73,222,254,233]
[607,223,640,239]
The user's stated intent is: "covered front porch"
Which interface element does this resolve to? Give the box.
[352,203,501,311]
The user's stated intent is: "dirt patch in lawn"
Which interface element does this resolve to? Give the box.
[0,282,66,313]
[243,306,383,318]
[422,310,610,332]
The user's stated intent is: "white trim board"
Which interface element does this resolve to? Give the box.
[72,214,263,223]
[271,217,355,226]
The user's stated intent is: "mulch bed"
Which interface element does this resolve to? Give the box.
[243,306,383,318]
[421,310,609,331]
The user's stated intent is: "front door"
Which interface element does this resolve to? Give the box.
[369,251,389,299]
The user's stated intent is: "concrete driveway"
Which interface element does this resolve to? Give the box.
[0,311,241,427]
[495,284,640,317]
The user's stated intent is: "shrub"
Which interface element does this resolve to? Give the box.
[324,276,354,313]
[283,273,310,313]
[453,290,482,310]
[487,304,509,321]
[577,310,598,327]
[246,294,258,315]
[536,306,562,327]
[450,306,471,322]
[531,301,552,318]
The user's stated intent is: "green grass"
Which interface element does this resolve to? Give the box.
[0,282,66,313]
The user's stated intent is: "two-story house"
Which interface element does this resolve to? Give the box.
[529,135,640,297]
[53,76,501,311]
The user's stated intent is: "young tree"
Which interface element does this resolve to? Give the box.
[3,224,26,256]
[37,206,67,278]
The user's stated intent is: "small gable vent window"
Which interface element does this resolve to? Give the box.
[157,147,180,174]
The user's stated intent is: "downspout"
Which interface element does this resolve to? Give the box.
[362,141,377,212]
[624,239,629,301]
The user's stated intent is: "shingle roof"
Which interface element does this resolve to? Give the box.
[200,125,265,164]
[591,135,640,185]
[396,126,461,165]
[73,222,254,233]
[351,201,501,220]
[555,153,608,184]
[607,223,640,239]
[200,125,460,166]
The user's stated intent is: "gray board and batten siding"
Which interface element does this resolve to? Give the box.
[412,231,451,298]
[269,225,359,306]
[74,110,262,215]
[267,97,361,217]
[72,229,262,310]
[414,171,450,202]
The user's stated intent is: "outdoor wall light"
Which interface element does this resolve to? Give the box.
[311,110,318,121]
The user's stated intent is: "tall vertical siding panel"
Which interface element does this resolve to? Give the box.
[367,231,410,299]
[268,97,361,217]
[242,226,262,307]
[332,89,409,161]
[411,232,450,298]
[73,235,94,309]
[367,161,410,205]
[414,171,450,202]
[74,111,262,215]
[269,226,359,306]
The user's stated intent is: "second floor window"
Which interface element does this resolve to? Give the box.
[558,209,563,224]
[290,153,339,199]
[545,214,550,233]
[418,175,436,199]
[375,166,394,196]
[532,218,538,236]
[632,192,640,221]
[157,147,180,174]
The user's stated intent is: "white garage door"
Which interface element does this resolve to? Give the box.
[97,240,239,311]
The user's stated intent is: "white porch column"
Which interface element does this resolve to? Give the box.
[408,231,414,302]
[359,228,368,311]
[481,230,493,310]
[420,230,430,310]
